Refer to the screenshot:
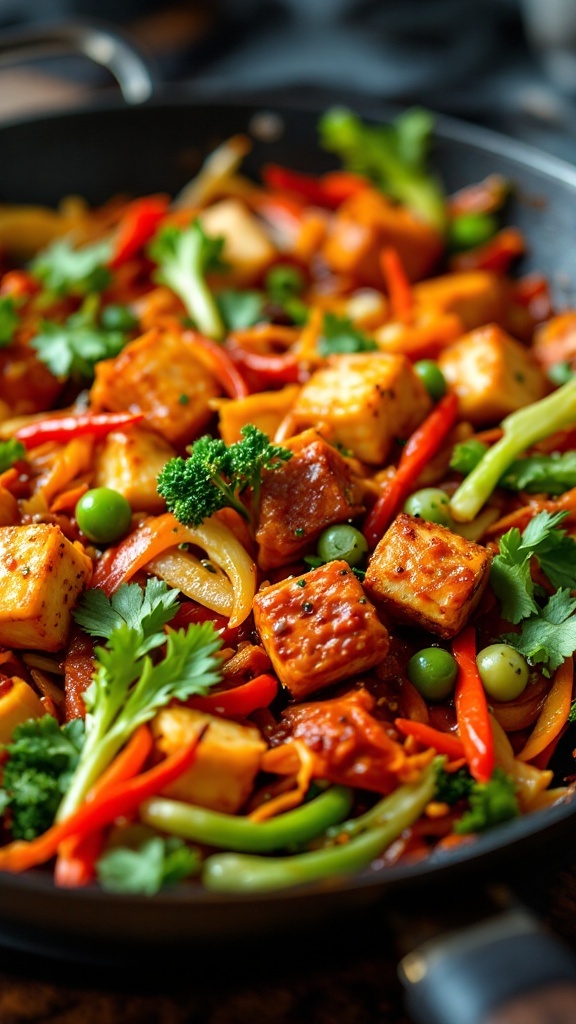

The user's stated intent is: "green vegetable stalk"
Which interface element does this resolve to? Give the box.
[141,785,353,853]
[148,219,226,341]
[449,377,576,522]
[200,759,438,894]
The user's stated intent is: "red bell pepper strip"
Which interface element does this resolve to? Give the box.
[452,626,494,784]
[184,330,250,398]
[380,247,414,323]
[14,411,144,449]
[394,718,466,760]
[108,194,170,269]
[363,390,459,548]
[227,346,302,387]
[451,227,525,274]
[187,672,278,719]
[0,725,207,874]
[262,164,366,209]
[91,512,191,595]
[54,723,153,887]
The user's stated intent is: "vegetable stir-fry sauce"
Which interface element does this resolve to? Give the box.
[0,107,575,896]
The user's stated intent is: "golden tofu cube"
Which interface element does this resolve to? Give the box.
[93,426,176,514]
[199,198,276,284]
[364,513,492,639]
[90,327,221,447]
[152,706,267,813]
[292,353,431,464]
[253,560,390,699]
[0,677,45,744]
[438,324,547,426]
[412,271,507,331]
[0,524,92,651]
[256,428,365,571]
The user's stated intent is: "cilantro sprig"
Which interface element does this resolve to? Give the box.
[97,834,200,895]
[490,510,576,676]
[0,296,19,347]
[29,238,112,298]
[57,578,223,821]
[318,312,377,356]
[30,296,132,381]
[157,423,292,533]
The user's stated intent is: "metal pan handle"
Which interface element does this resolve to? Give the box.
[0,20,156,104]
[399,905,576,1024]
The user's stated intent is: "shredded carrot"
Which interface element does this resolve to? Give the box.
[380,247,413,323]
[49,481,89,514]
[516,657,574,763]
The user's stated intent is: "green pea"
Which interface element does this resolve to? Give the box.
[403,488,453,527]
[476,644,529,702]
[317,524,368,567]
[414,360,447,401]
[407,647,458,701]
[548,361,573,387]
[75,487,132,544]
[265,264,305,302]
[449,211,498,251]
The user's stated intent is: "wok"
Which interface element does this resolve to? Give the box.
[2,21,576,1024]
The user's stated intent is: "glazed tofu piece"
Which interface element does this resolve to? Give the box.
[256,428,366,571]
[321,189,444,287]
[411,270,507,331]
[291,353,431,465]
[363,513,492,639]
[151,706,267,814]
[253,560,390,699]
[93,426,176,514]
[90,327,221,447]
[199,198,276,284]
[438,324,547,426]
[0,524,92,651]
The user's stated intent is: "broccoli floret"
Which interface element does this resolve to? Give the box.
[148,219,226,340]
[157,424,292,532]
[318,106,447,232]
[0,716,85,840]
[449,377,576,522]
[454,768,520,835]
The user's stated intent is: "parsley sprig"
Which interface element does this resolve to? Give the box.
[57,578,223,821]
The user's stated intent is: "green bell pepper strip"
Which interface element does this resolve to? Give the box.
[200,760,439,894]
[140,785,353,854]
[449,377,576,523]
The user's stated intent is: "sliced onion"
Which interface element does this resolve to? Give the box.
[147,550,234,617]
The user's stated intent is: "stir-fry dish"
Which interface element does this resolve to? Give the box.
[0,107,574,896]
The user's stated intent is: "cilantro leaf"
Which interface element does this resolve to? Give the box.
[97,836,200,895]
[449,439,489,476]
[502,589,576,676]
[30,238,112,297]
[0,438,25,473]
[216,288,265,330]
[73,578,181,651]
[30,300,130,382]
[0,296,19,347]
[318,312,377,356]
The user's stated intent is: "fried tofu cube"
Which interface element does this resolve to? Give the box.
[199,198,276,284]
[532,311,576,370]
[256,428,366,571]
[292,353,432,464]
[438,324,547,426]
[411,271,507,331]
[321,189,444,287]
[253,560,390,699]
[0,677,45,744]
[93,426,176,514]
[151,706,267,813]
[363,513,491,639]
[0,524,92,651]
[90,327,221,447]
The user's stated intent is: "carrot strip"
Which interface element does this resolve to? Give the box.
[380,247,413,323]
[516,657,574,763]
[395,718,465,759]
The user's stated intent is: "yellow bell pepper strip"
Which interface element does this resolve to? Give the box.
[200,760,438,893]
[363,391,459,548]
[516,656,574,763]
[0,726,206,874]
[452,627,495,784]
[140,785,353,854]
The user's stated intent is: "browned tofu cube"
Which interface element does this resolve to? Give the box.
[363,513,492,639]
[0,524,93,651]
[532,311,576,370]
[256,428,366,571]
[292,353,432,465]
[93,426,176,514]
[253,560,390,699]
[90,327,221,446]
[151,706,266,814]
[438,323,547,426]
